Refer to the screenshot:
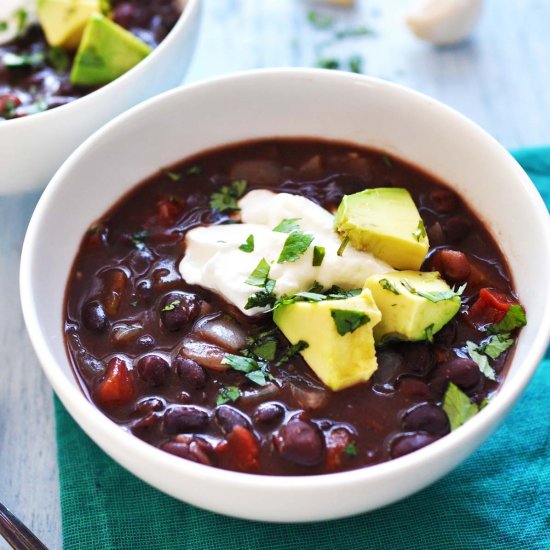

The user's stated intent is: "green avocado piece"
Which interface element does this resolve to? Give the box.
[364,270,461,344]
[334,188,429,270]
[38,0,102,50]
[273,289,382,391]
[70,13,152,86]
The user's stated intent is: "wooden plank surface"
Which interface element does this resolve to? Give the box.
[1,1,549,548]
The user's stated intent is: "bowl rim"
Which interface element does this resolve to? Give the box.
[0,0,199,128]
[20,68,550,495]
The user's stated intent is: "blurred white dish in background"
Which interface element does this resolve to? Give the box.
[0,0,37,45]
[406,0,484,46]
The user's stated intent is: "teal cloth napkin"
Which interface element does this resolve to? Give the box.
[55,148,550,550]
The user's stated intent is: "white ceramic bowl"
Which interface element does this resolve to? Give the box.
[0,0,200,194]
[20,69,550,522]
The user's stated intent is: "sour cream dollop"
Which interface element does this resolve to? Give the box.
[0,1,37,45]
[179,190,392,315]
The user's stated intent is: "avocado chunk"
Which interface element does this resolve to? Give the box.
[364,270,462,344]
[334,188,429,270]
[38,0,102,50]
[70,13,152,86]
[273,289,382,391]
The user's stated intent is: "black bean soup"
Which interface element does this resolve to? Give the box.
[64,139,524,476]
[0,1,181,120]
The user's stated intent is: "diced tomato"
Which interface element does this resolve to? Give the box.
[325,428,354,472]
[217,425,260,473]
[96,357,136,406]
[467,288,516,329]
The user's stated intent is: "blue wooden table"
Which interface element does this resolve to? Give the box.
[1,1,549,547]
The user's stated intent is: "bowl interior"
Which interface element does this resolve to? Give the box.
[20,70,550,520]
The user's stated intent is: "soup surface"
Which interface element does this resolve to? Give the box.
[64,139,525,475]
[0,0,181,120]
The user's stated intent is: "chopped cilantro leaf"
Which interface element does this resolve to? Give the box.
[294,291,327,302]
[187,165,202,176]
[277,232,314,263]
[348,55,363,74]
[216,386,241,406]
[307,10,334,29]
[401,279,466,303]
[443,382,479,431]
[239,234,255,253]
[162,299,181,312]
[47,47,70,72]
[480,333,514,360]
[252,339,278,361]
[312,245,326,267]
[0,22,8,32]
[15,8,27,37]
[343,442,358,457]
[325,286,361,299]
[379,278,400,295]
[276,340,309,367]
[316,58,340,70]
[331,309,370,336]
[245,258,271,286]
[245,289,277,310]
[412,219,427,242]
[221,354,270,386]
[335,26,375,39]
[2,51,44,68]
[129,230,149,250]
[164,170,181,181]
[246,370,268,386]
[273,218,301,233]
[209,179,247,213]
[337,236,350,256]
[466,341,496,381]
[489,305,527,333]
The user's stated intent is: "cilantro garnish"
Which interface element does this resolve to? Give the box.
[187,165,202,176]
[245,258,271,287]
[2,51,44,68]
[379,278,400,295]
[276,340,309,367]
[325,286,361,299]
[245,287,277,310]
[47,47,70,72]
[273,218,301,233]
[348,55,362,74]
[252,339,278,361]
[162,299,181,312]
[316,58,340,70]
[443,383,479,431]
[307,10,334,29]
[239,234,255,253]
[0,22,8,32]
[312,246,326,267]
[216,386,241,406]
[129,230,149,250]
[221,354,272,386]
[209,179,247,213]
[15,8,27,37]
[343,442,358,457]
[164,170,181,181]
[401,279,466,303]
[489,305,527,334]
[466,341,496,381]
[412,219,427,242]
[335,26,375,40]
[337,236,350,256]
[331,309,370,336]
[277,232,314,263]
[480,333,514,360]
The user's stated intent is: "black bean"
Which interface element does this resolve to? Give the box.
[436,249,471,282]
[402,404,450,436]
[274,420,324,467]
[254,402,285,426]
[77,351,105,379]
[443,358,481,389]
[134,397,165,415]
[215,405,251,434]
[373,350,404,385]
[82,301,108,332]
[160,292,200,332]
[174,356,206,389]
[136,334,156,350]
[397,342,434,376]
[164,406,210,434]
[161,435,214,466]
[137,355,170,387]
[390,433,438,458]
